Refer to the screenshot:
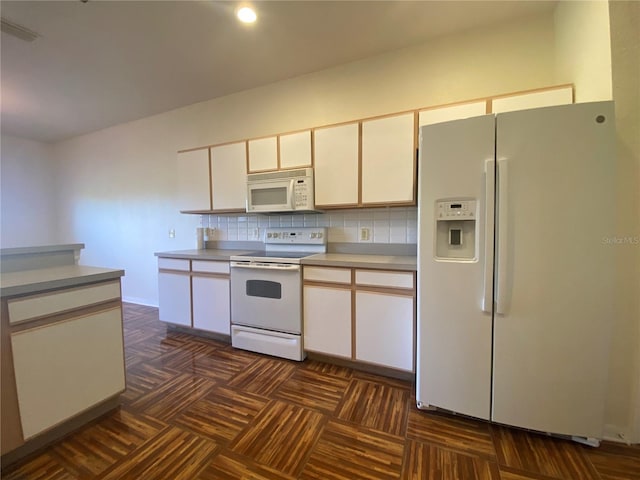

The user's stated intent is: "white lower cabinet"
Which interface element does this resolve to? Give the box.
[192,275,230,334]
[355,290,414,371]
[11,307,125,439]
[158,258,231,335]
[158,271,191,327]
[303,284,351,358]
[303,266,415,372]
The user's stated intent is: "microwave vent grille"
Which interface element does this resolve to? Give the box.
[247,168,312,182]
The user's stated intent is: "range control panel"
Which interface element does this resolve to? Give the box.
[264,227,326,245]
[436,200,477,220]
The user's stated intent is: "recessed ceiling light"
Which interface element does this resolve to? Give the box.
[236,6,257,24]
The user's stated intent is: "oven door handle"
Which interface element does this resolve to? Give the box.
[230,262,300,271]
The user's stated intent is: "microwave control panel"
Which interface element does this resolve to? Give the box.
[293,178,312,208]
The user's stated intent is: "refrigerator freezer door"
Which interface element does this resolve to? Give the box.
[492,102,615,438]
[416,115,496,420]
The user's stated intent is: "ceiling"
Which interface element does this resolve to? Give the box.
[0,1,557,143]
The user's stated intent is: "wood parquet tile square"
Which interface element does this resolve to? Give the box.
[402,439,501,480]
[171,385,268,443]
[129,372,215,421]
[335,377,410,437]
[273,368,351,414]
[407,409,496,459]
[3,302,639,480]
[300,419,405,480]
[98,425,219,480]
[230,399,325,477]
[491,425,601,479]
[227,357,297,396]
[198,451,296,480]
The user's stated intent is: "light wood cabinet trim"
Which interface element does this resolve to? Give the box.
[489,83,573,103]
[190,272,230,280]
[158,268,191,275]
[486,99,492,114]
[177,145,209,154]
[354,285,415,297]
[312,203,360,210]
[208,148,213,210]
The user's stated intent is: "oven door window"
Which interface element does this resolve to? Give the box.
[246,280,282,299]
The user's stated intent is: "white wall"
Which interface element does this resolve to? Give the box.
[554,0,613,101]
[52,12,557,307]
[0,135,58,248]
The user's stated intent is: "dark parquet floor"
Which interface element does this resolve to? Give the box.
[3,303,639,479]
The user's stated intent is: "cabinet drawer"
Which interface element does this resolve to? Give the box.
[8,281,121,325]
[192,260,229,275]
[158,258,190,271]
[355,270,413,290]
[304,267,351,284]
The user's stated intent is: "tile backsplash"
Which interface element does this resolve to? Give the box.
[203,207,418,244]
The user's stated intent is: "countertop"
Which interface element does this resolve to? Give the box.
[1,265,125,297]
[155,249,255,260]
[302,253,417,271]
[155,249,417,271]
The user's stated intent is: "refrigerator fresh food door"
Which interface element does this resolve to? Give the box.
[492,102,615,438]
[416,114,496,420]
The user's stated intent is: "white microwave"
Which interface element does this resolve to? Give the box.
[246,167,317,213]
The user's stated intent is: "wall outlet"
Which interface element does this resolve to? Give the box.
[168,228,175,238]
[360,227,371,242]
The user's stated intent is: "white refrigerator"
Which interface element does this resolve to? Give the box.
[416,101,615,443]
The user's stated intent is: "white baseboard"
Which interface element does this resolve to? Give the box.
[122,296,158,308]
[603,423,634,444]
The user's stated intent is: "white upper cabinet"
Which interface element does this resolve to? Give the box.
[313,122,359,207]
[361,112,416,205]
[419,101,488,127]
[177,148,210,211]
[491,86,573,113]
[279,130,312,169]
[248,136,278,172]
[211,142,247,211]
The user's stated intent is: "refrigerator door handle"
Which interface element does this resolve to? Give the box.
[482,158,495,313]
[495,157,509,315]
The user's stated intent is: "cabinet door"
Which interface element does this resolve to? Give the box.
[361,113,415,205]
[491,85,573,113]
[279,130,312,169]
[248,136,278,172]
[313,123,359,207]
[158,271,191,326]
[177,149,211,211]
[355,291,413,371]
[211,142,247,210]
[11,308,125,439]
[192,275,230,335]
[303,285,352,358]
[419,101,487,127]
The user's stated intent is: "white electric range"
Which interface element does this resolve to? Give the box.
[229,227,327,361]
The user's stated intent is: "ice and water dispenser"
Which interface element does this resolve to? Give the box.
[435,199,477,260]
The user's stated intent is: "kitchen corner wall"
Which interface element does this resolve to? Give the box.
[204,207,417,244]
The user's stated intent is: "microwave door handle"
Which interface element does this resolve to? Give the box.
[289,179,296,209]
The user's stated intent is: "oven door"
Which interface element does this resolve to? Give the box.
[230,262,301,334]
[247,179,294,213]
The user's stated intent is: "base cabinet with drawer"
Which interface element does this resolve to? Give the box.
[303,266,415,372]
[157,257,231,335]
[1,278,125,459]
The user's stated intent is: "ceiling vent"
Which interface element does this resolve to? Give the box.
[1,17,40,42]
